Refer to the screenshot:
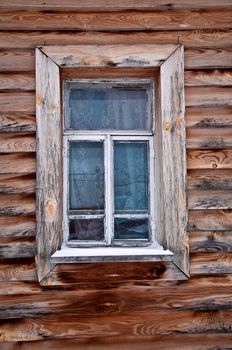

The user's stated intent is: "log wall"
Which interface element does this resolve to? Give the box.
[0,1,231,348]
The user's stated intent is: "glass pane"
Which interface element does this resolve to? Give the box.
[68,86,151,130]
[69,141,104,211]
[114,142,148,213]
[69,218,104,241]
[114,218,149,239]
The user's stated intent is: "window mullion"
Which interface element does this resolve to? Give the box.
[105,134,113,245]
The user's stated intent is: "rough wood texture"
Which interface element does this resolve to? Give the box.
[0,194,35,216]
[0,113,35,133]
[0,216,35,237]
[185,69,232,86]
[190,231,232,252]
[0,237,35,258]
[187,149,232,169]
[41,44,178,68]
[36,48,62,282]
[1,30,231,49]
[188,169,232,190]
[186,107,232,128]
[188,190,232,209]
[190,252,232,275]
[0,73,35,91]
[0,259,37,282]
[1,10,232,31]
[0,174,35,195]
[0,134,35,153]
[187,128,232,149]
[0,92,34,112]
[0,154,35,174]
[159,45,188,276]
[185,87,232,107]
[188,210,232,231]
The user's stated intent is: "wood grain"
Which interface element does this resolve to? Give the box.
[185,87,232,107]
[3,335,232,350]
[0,30,231,49]
[0,72,35,91]
[186,128,232,149]
[0,0,231,10]
[0,311,232,341]
[186,107,232,128]
[0,134,35,153]
[187,149,232,169]
[0,259,37,282]
[0,113,35,133]
[0,216,35,237]
[187,169,232,190]
[0,237,35,258]
[188,210,232,231]
[185,69,232,86]
[188,190,232,209]
[0,92,35,112]
[0,50,34,72]
[0,154,35,174]
[190,252,232,274]
[1,10,232,31]
[0,194,35,216]
[185,48,232,69]
[190,231,232,252]
[0,174,35,194]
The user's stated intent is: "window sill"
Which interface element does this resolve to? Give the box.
[51,246,173,263]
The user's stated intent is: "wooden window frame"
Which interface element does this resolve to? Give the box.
[36,44,189,285]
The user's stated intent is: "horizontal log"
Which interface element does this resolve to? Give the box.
[0,30,231,49]
[0,113,35,133]
[0,237,35,258]
[0,134,35,153]
[0,259,36,282]
[0,174,35,194]
[0,216,35,237]
[1,48,232,72]
[0,285,232,319]
[185,87,232,107]
[0,50,34,72]
[188,209,232,231]
[190,252,232,275]
[0,72,35,91]
[188,190,232,209]
[187,149,232,169]
[190,231,232,252]
[0,10,232,31]
[187,169,232,190]
[185,107,232,128]
[3,335,232,350]
[186,128,232,149]
[0,154,35,174]
[0,92,35,112]
[0,0,231,10]
[0,194,35,216]
[185,69,232,86]
[0,310,232,341]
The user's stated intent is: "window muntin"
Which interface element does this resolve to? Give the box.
[63,79,155,248]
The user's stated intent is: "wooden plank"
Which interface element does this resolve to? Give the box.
[0,154,35,174]
[0,113,35,133]
[159,45,188,276]
[0,50,34,72]
[0,134,35,153]
[0,72,35,91]
[41,44,178,68]
[0,174,35,194]
[0,259,37,282]
[1,286,232,319]
[188,190,232,209]
[0,92,35,112]
[185,48,232,69]
[186,107,232,128]
[0,237,35,258]
[0,311,232,341]
[36,48,62,282]
[190,231,232,252]
[0,30,231,49]
[3,335,232,350]
[1,10,232,31]
[0,194,35,216]
[188,169,232,190]
[187,149,232,169]
[188,210,232,231]
[0,0,231,10]
[185,87,232,107]
[185,69,232,86]
[190,252,232,274]
[186,128,232,149]
[0,216,35,237]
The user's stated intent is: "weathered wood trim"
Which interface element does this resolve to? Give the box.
[159,45,189,276]
[36,44,188,283]
[35,48,62,282]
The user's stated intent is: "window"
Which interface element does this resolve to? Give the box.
[36,44,189,284]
